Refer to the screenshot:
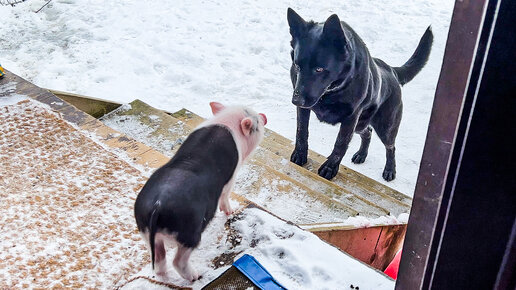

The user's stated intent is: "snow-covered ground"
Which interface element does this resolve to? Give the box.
[123,208,395,289]
[0,0,454,196]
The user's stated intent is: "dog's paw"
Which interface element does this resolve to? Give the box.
[351,151,367,164]
[290,148,308,166]
[382,169,396,181]
[318,160,339,180]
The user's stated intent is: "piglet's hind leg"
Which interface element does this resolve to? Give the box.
[154,238,167,276]
[219,178,235,215]
[173,244,199,281]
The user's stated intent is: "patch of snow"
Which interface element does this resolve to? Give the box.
[123,208,394,289]
[148,114,160,121]
[234,163,355,224]
[397,213,410,224]
[300,214,403,231]
[0,94,28,106]
[233,209,394,289]
[0,82,28,105]
[99,113,177,158]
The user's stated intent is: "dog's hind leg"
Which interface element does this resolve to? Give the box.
[383,145,396,181]
[374,129,398,181]
[373,105,402,181]
[352,126,373,164]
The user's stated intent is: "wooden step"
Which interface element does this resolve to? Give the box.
[99,100,363,224]
[262,138,410,216]
[171,108,412,216]
[99,99,190,157]
[251,146,389,217]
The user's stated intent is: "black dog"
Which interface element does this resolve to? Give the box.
[287,8,433,181]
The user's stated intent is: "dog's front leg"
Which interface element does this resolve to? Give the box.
[290,107,311,166]
[318,115,359,180]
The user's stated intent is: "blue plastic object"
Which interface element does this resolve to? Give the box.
[233,254,287,290]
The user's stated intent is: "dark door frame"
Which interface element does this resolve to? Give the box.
[396,0,516,289]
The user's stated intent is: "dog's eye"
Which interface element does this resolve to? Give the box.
[315,67,325,73]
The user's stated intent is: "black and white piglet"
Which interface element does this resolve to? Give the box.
[134,102,266,281]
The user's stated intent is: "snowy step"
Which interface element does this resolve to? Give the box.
[170,110,390,217]
[251,146,389,217]
[172,109,412,216]
[99,99,189,158]
[99,100,362,224]
[262,137,410,216]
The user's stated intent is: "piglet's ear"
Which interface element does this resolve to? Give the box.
[240,117,253,136]
[209,102,225,115]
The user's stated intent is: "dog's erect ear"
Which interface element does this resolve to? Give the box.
[323,14,347,46]
[287,8,306,38]
[209,102,225,115]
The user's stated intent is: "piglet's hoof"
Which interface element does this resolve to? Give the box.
[174,262,199,282]
[189,272,200,282]
[219,204,234,216]
[224,208,234,216]
[181,270,199,282]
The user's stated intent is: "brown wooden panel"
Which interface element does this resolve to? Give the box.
[371,225,406,270]
[398,0,489,288]
[313,225,406,271]
[51,90,121,118]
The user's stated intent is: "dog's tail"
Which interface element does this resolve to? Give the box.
[394,26,433,86]
[149,200,161,270]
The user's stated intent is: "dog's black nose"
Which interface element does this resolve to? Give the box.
[292,90,302,106]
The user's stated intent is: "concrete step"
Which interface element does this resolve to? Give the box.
[171,109,412,216]
[99,100,365,224]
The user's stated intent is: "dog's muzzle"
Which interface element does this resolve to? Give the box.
[292,90,313,108]
[292,93,319,109]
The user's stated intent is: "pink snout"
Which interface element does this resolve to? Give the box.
[259,113,267,125]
